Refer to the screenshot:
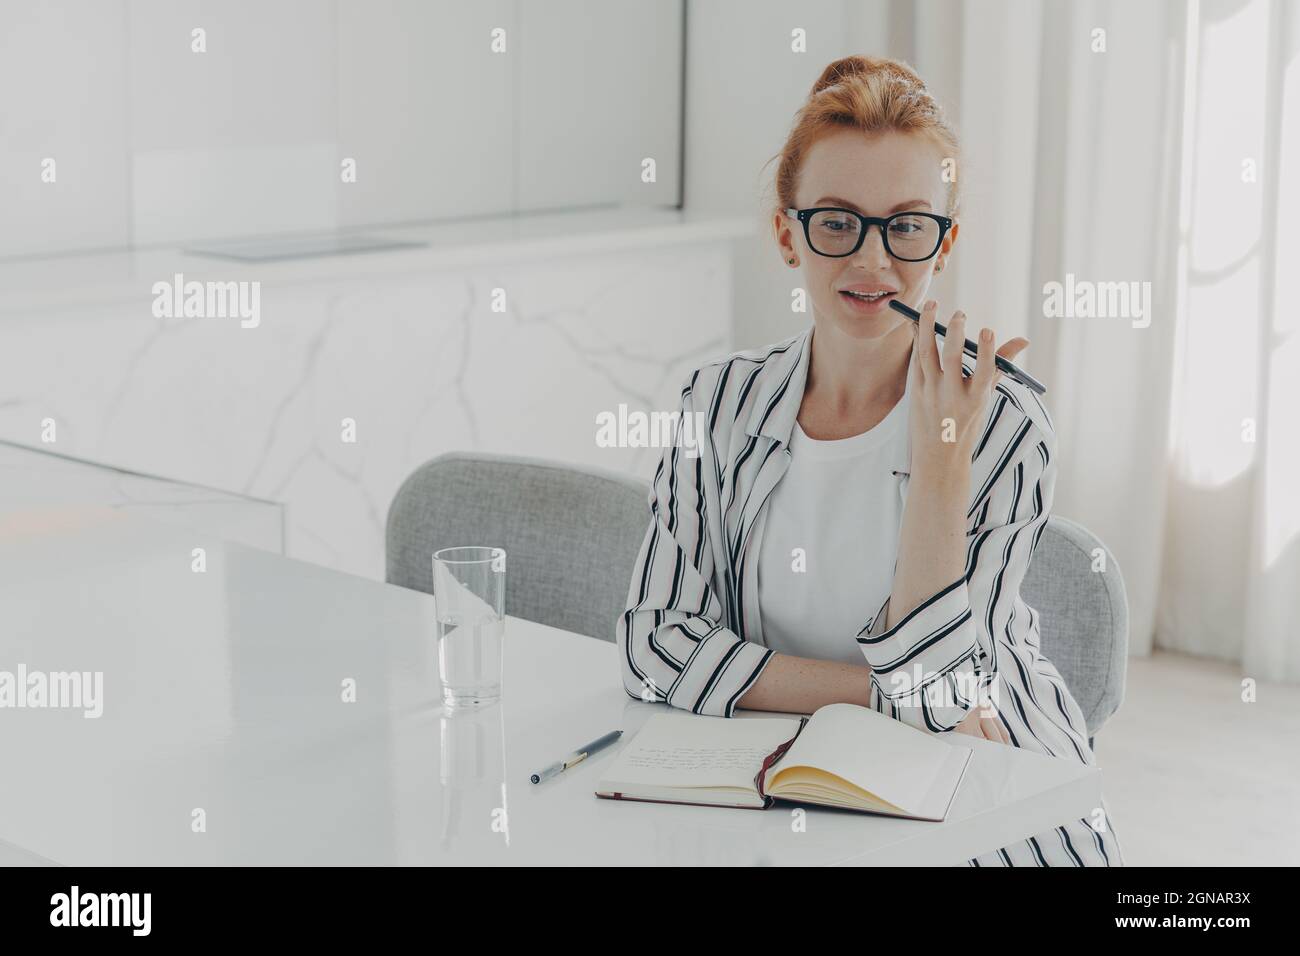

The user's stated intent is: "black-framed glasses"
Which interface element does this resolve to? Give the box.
[785,207,953,261]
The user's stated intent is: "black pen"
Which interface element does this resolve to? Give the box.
[888,298,1046,395]
[529,729,623,784]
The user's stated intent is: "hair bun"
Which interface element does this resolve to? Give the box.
[810,55,927,99]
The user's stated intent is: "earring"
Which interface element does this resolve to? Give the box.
[935,263,943,273]
[788,257,798,266]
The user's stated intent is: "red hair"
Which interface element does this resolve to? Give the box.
[769,55,961,219]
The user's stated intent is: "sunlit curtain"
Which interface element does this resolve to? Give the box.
[1159,0,1300,681]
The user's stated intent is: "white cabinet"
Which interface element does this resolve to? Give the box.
[0,0,684,256]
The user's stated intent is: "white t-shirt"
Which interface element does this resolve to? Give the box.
[755,388,909,665]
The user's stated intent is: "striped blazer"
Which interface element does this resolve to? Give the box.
[617,325,1124,866]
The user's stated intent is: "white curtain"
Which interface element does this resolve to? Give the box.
[903,0,1299,680]
[1161,0,1300,682]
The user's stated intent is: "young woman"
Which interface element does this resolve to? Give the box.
[617,55,1122,867]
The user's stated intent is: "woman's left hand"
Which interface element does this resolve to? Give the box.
[953,704,1011,744]
[907,300,1030,474]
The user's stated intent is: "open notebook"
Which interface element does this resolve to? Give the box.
[595,703,971,821]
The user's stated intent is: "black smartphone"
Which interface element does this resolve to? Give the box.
[888,299,1046,396]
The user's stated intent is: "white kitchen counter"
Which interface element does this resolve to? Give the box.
[0,209,747,582]
[0,208,755,315]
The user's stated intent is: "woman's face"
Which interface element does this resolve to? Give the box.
[776,128,958,341]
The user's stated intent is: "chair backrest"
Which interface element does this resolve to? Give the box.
[1021,514,1129,738]
[386,453,1127,738]
[385,451,649,643]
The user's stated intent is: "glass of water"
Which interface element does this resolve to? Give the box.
[432,546,506,709]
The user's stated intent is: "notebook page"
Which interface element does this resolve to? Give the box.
[775,703,949,812]
[600,713,802,791]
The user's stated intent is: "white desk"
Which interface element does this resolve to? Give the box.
[0,508,1101,866]
[0,440,283,554]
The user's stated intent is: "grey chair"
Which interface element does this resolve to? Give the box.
[386,451,649,643]
[1021,514,1129,746]
[386,452,1127,743]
